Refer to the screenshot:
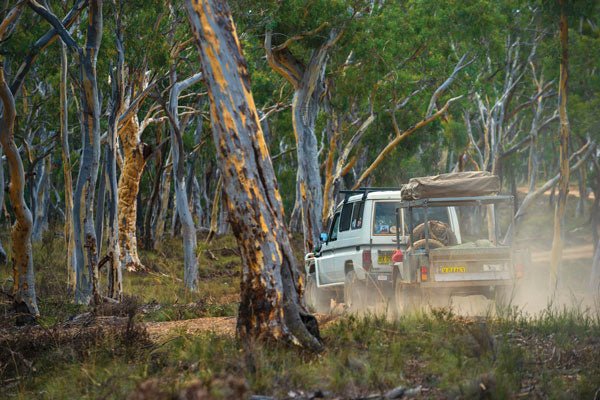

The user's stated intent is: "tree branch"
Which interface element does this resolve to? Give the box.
[353,95,462,189]
[264,30,304,88]
[10,0,87,95]
[0,0,26,41]
[426,53,474,117]
[271,22,330,52]
[27,0,80,51]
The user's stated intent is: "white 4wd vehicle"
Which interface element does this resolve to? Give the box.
[305,173,525,314]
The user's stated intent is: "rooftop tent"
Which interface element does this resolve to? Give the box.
[401,171,501,200]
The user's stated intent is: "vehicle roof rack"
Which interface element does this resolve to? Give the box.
[339,186,403,202]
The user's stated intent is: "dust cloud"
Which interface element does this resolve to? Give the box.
[337,245,600,319]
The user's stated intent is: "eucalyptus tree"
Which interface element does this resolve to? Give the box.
[29,0,105,304]
[0,1,39,317]
[109,0,171,271]
[165,69,203,292]
[549,0,572,291]
[186,0,322,350]
[234,0,353,251]
[0,151,6,265]
[59,40,76,293]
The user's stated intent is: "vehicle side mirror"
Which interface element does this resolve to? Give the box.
[320,232,328,242]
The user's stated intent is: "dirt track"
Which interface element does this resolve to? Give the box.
[145,314,339,341]
[146,316,237,340]
[531,243,594,263]
[143,244,596,339]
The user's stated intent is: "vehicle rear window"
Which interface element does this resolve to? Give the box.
[373,202,400,235]
[409,207,450,228]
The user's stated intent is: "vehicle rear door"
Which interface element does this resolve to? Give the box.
[370,201,404,274]
[317,210,340,286]
[331,201,364,282]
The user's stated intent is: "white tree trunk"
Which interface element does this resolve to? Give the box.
[167,71,202,292]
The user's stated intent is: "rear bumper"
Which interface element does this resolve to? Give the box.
[420,279,513,289]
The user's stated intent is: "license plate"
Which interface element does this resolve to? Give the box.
[377,275,388,281]
[483,264,504,272]
[378,254,391,264]
[439,266,466,273]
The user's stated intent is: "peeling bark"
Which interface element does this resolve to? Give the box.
[185,0,322,351]
[0,68,39,316]
[117,114,147,272]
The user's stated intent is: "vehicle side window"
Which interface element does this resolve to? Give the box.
[339,203,353,232]
[351,201,364,230]
[329,212,341,241]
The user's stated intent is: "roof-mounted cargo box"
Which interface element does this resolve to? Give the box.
[401,171,501,200]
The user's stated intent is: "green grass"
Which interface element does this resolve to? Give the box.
[2,310,598,399]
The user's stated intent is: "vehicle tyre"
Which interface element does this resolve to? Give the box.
[395,280,421,315]
[344,270,367,314]
[305,274,331,313]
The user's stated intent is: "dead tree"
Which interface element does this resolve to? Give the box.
[550,0,570,291]
[470,34,541,176]
[504,141,594,242]
[185,0,322,351]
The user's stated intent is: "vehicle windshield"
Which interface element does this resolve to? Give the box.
[372,202,400,234]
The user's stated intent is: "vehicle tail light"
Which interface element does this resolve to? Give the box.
[362,250,372,271]
[514,263,524,279]
[392,249,404,263]
[420,266,428,282]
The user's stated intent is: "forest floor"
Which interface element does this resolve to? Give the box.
[1,193,599,399]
